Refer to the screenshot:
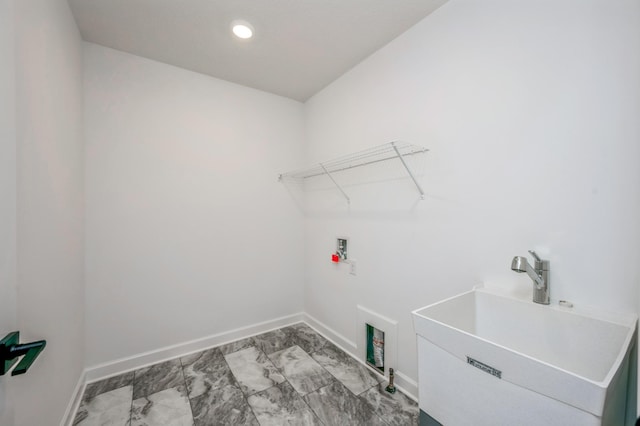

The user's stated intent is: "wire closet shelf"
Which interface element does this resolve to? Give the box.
[278,141,428,203]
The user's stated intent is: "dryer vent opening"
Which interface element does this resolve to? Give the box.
[366,323,385,373]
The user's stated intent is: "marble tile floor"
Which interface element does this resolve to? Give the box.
[73,323,418,425]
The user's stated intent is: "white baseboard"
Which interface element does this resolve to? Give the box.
[61,312,303,425]
[60,369,86,426]
[394,370,418,401]
[84,312,304,383]
[303,312,357,354]
[63,310,418,425]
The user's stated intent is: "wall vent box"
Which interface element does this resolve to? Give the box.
[366,324,385,373]
[357,305,397,378]
[337,238,348,261]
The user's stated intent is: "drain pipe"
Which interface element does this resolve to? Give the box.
[385,368,396,394]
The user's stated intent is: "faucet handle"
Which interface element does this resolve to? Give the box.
[528,250,541,262]
[528,250,549,270]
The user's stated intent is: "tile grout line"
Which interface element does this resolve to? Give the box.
[178,357,197,426]
[296,378,327,426]
[288,326,341,426]
[225,348,263,425]
[269,340,327,426]
[252,326,328,425]
[129,370,136,426]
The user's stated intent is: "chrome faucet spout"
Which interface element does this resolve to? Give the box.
[511,251,550,305]
[511,256,544,290]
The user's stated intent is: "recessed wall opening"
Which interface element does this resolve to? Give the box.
[357,305,397,378]
[366,323,385,374]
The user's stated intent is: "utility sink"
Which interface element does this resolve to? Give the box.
[412,287,637,425]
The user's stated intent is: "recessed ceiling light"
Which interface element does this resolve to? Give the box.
[231,20,254,39]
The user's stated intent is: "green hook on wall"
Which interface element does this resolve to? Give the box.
[0,331,46,376]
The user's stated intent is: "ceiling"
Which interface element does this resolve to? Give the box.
[68,0,447,102]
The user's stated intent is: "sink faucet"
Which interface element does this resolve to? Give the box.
[511,250,549,305]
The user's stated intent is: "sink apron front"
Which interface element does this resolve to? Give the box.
[417,337,631,426]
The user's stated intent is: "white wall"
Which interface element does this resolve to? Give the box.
[3,0,637,420]
[0,0,17,424]
[304,0,640,388]
[84,44,305,366]
[0,0,17,337]
[10,0,85,425]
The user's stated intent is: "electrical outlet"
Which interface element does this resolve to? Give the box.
[350,259,357,275]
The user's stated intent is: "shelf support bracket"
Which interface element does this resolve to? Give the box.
[391,141,425,199]
[320,163,350,204]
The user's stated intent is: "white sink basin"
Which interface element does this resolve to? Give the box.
[413,287,637,424]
